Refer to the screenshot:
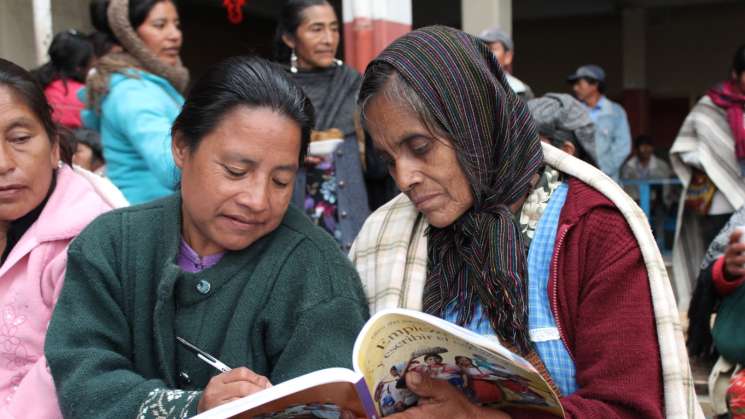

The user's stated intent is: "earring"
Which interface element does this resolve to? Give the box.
[290,49,298,73]
[334,58,343,67]
[57,160,63,169]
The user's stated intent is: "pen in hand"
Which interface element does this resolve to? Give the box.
[176,336,232,373]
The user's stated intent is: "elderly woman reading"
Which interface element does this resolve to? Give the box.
[350,26,701,419]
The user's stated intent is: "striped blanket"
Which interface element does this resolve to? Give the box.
[670,95,745,310]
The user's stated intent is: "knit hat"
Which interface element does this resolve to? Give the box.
[528,93,597,163]
[478,27,513,51]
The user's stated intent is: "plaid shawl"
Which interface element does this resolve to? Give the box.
[350,142,704,419]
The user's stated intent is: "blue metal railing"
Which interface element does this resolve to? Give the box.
[621,178,683,253]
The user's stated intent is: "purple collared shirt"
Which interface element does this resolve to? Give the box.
[177,238,225,273]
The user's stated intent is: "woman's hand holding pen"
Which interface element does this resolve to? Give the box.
[197,367,272,413]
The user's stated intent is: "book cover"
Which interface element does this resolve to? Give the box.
[193,309,564,418]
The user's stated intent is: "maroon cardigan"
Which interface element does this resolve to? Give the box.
[506,178,664,419]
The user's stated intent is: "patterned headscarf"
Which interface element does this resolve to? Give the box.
[366,26,543,353]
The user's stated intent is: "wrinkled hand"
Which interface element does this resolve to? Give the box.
[197,367,272,413]
[724,229,745,280]
[386,372,511,419]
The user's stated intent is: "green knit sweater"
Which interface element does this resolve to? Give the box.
[45,194,370,418]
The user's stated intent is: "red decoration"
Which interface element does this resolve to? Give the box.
[223,0,246,24]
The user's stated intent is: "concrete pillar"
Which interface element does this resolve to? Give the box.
[621,7,649,141]
[461,0,512,37]
[33,0,53,66]
[0,0,37,69]
[622,8,646,90]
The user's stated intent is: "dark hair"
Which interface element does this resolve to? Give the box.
[0,59,74,164]
[89,0,170,41]
[172,56,315,164]
[635,134,653,149]
[733,44,745,77]
[579,76,606,94]
[88,31,116,57]
[73,128,105,165]
[273,0,331,63]
[32,30,94,89]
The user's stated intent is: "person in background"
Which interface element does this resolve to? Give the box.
[622,135,676,249]
[31,30,94,130]
[686,206,745,418]
[622,135,674,205]
[89,0,124,57]
[275,0,389,250]
[72,128,105,174]
[45,56,369,418]
[88,31,121,59]
[670,44,745,308]
[478,27,533,101]
[527,92,597,165]
[568,64,631,184]
[0,58,124,419]
[83,0,188,204]
[351,26,700,419]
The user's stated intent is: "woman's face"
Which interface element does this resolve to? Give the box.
[365,91,474,228]
[282,4,339,70]
[136,1,182,67]
[0,87,59,222]
[173,106,301,256]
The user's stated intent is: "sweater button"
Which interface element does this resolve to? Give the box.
[338,180,346,189]
[196,280,211,295]
[340,211,348,219]
[336,149,344,157]
[178,371,192,387]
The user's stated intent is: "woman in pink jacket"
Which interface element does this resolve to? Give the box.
[0,58,125,418]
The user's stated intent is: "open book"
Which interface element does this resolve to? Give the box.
[193,309,564,418]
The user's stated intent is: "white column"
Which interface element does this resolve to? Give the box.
[32,0,53,65]
[622,7,646,89]
[461,0,512,37]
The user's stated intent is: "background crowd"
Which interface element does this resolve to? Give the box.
[0,0,743,417]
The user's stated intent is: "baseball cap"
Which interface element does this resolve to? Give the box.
[478,27,514,51]
[567,64,606,83]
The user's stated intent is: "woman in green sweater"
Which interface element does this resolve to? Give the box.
[45,56,370,418]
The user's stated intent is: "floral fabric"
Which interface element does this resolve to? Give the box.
[519,167,563,247]
[729,369,745,418]
[304,155,342,243]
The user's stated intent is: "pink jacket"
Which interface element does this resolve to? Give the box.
[0,165,124,418]
[43,80,85,129]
